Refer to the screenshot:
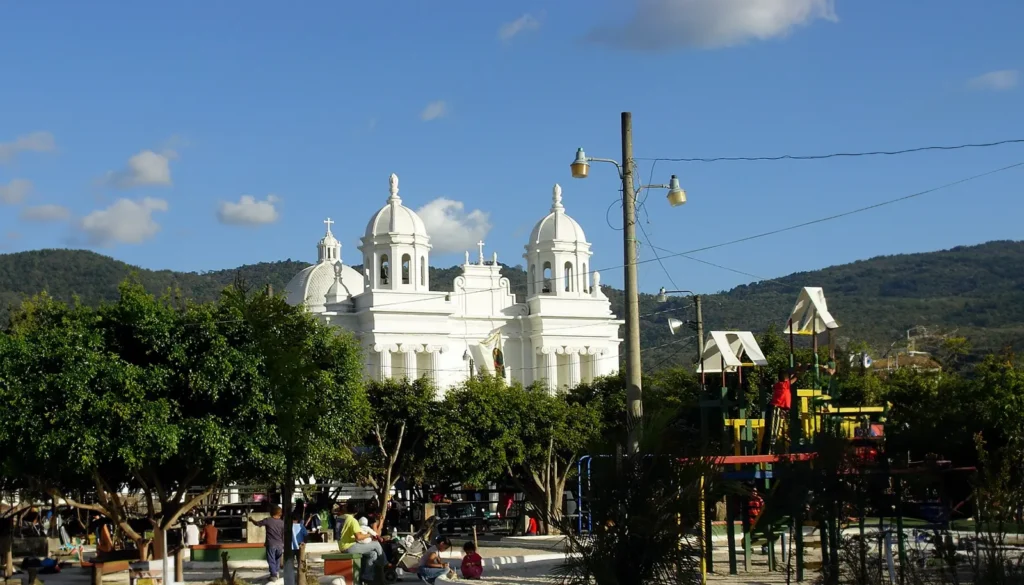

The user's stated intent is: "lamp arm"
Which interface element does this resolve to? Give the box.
[585,156,623,178]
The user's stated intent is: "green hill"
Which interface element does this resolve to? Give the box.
[2,241,1022,368]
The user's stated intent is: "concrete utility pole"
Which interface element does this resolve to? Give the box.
[620,112,644,452]
[695,294,705,364]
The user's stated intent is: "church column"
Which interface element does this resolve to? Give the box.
[568,349,581,388]
[542,348,557,393]
[401,344,418,380]
[375,344,393,380]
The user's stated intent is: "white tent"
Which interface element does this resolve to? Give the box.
[696,331,768,374]
[784,286,839,335]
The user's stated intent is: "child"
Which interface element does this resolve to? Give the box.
[460,542,483,580]
[357,517,377,544]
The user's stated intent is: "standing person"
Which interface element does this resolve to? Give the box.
[184,518,201,547]
[248,506,285,581]
[201,519,218,545]
[290,514,307,552]
[332,506,344,543]
[337,502,384,583]
[764,366,801,454]
[417,536,452,583]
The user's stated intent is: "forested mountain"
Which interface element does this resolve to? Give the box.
[2,241,1022,368]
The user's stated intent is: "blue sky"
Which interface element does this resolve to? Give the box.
[1,0,1022,295]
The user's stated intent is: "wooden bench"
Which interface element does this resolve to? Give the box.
[322,553,362,583]
[81,559,132,585]
[189,543,266,563]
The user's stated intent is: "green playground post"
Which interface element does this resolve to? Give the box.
[726,495,738,574]
[858,488,867,583]
[896,478,906,585]
[741,500,752,572]
[795,505,805,582]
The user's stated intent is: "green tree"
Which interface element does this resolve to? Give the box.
[355,377,437,533]
[218,284,367,585]
[0,284,264,560]
[440,379,601,534]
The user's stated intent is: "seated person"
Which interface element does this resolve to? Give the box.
[460,541,483,580]
[338,503,384,582]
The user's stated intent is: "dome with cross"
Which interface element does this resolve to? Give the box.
[285,218,365,309]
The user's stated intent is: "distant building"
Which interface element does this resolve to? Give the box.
[284,174,622,393]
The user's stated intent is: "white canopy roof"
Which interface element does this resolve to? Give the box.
[696,331,768,374]
[784,286,839,335]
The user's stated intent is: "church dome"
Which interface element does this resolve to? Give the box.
[364,173,429,240]
[285,261,364,308]
[528,184,588,245]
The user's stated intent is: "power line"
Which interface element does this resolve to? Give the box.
[644,160,1024,263]
[637,138,1024,163]
[196,158,1023,317]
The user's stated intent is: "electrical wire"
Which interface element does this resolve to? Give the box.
[635,138,1024,163]
[645,160,1024,263]
[186,158,1024,319]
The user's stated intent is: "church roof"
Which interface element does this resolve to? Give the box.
[364,173,429,240]
[528,184,587,245]
[285,260,364,308]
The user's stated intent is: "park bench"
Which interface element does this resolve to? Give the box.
[323,552,362,583]
[189,542,266,563]
[81,558,132,585]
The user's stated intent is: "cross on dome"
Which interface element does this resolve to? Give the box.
[324,217,334,234]
[551,183,564,211]
[388,173,400,203]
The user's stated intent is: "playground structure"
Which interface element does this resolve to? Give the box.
[691,286,892,582]
[575,286,954,583]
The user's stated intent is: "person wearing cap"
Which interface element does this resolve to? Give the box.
[417,535,452,583]
[184,517,201,547]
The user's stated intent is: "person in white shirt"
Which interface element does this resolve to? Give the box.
[184,518,201,547]
[418,536,451,583]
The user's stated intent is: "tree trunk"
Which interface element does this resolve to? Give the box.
[282,460,297,585]
[2,519,13,579]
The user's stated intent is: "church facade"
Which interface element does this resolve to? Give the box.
[284,174,622,393]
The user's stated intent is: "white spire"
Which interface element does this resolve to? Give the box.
[388,173,400,203]
[551,183,564,211]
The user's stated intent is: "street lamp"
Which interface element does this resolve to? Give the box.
[657,288,704,361]
[570,113,688,452]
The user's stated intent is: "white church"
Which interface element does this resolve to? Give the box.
[284,174,622,392]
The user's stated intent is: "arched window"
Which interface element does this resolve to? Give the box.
[380,255,390,285]
[529,264,536,296]
[402,254,411,284]
[542,262,552,294]
[420,257,426,287]
[564,262,574,292]
[582,263,588,293]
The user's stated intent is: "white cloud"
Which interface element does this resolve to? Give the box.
[20,204,71,222]
[0,131,56,164]
[499,13,541,42]
[967,69,1019,91]
[416,198,491,254]
[106,149,176,188]
[80,197,168,246]
[0,179,32,205]
[587,0,837,51]
[217,194,281,226]
[420,101,448,122]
